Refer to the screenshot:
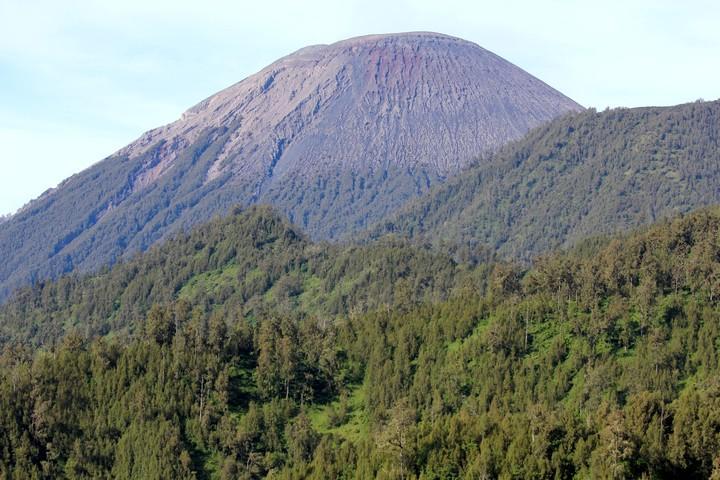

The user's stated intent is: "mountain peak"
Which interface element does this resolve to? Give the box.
[283,32,471,54]
[0,32,582,299]
[322,31,470,46]
[125,31,581,175]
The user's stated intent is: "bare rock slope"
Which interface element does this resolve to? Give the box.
[0,32,581,299]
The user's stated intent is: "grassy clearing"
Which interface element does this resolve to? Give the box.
[308,382,368,442]
[179,264,240,299]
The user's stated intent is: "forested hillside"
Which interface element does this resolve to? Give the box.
[2,206,720,478]
[371,100,720,261]
[0,206,473,348]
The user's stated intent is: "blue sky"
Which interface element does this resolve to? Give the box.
[1,0,719,216]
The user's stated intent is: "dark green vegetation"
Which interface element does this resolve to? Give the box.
[371,100,720,261]
[0,206,468,348]
[3,206,720,478]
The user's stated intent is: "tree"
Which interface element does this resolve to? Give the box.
[145,304,175,345]
[378,399,417,480]
[112,420,194,480]
[285,412,319,464]
[592,409,634,479]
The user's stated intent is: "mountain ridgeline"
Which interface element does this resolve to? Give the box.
[2,205,720,478]
[0,32,581,301]
[370,100,720,260]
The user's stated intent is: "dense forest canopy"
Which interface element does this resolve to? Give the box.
[0,206,478,349]
[2,205,720,478]
[369,100,720,262]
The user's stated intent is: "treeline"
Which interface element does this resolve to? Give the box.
[2,207,720,478]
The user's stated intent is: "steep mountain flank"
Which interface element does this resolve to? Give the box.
[0,32,581,299]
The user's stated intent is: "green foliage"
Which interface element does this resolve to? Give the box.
[371,100,720,262]
[0,205,468,348]
[2,206,720,478]
[112,420,195,480]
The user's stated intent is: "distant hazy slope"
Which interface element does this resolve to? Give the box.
[371,100,720,259]
[0,32,581,300]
